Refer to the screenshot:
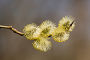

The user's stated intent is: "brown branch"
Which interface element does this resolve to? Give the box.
[0,25,24,36]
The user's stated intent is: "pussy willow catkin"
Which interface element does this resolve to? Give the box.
[23,16,75,52]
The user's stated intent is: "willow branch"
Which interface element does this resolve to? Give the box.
[0,25,24,36]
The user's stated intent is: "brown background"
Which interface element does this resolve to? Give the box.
[0,0,89,60]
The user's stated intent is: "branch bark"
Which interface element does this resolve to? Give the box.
[0,25,24,36]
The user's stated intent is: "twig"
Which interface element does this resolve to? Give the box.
[0,25,24,36]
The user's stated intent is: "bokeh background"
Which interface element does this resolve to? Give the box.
[0,0,89,60]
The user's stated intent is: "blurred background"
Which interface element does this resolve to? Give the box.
[0,0,89,60]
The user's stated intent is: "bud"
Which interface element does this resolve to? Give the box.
[39,20,56,37]
[23,23,37,40]
[59,16,75,32]
[32,37,52,52]
[52,27,70,42]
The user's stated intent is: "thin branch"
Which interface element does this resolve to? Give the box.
[0,25,24,36]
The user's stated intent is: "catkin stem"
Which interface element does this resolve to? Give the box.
[0,25,24,36]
